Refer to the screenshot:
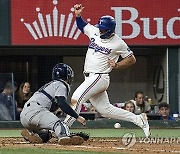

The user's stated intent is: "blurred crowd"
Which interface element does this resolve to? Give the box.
[0,81,32,120]
[81,90,176,121]
[0,81,176,121]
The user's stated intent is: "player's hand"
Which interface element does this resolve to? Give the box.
[74,4,84,17]
[77,116,86,126]
[108,59,117,69]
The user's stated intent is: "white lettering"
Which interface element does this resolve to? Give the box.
[167,17,180,39]
[150,137,157,143]
[156,137,164,144]
[111,7,179,40]
[111,7,140,39]
[170,137,176,144]
[176,137,180,144]
[164,138,170,144]
[140,18,166,39]
[138,137,144,143]
[143,137,150,144]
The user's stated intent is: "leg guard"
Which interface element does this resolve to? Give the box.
[53,120,70,138]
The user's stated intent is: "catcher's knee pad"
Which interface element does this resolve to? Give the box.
[60,121,70,136]
[53,120,70,138]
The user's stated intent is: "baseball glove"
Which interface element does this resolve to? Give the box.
[70,132,90,141]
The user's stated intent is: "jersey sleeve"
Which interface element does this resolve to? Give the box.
[83,23,99,39]
[115,40,133,58]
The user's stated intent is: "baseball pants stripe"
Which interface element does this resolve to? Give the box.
[66,74,101,124]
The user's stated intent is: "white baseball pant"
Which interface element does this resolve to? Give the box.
[64,73,138,127]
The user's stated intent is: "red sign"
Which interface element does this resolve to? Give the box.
[11,0,180,45]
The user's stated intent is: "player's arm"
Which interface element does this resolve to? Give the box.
[74,4,87,33]
[108,55,136,70]
[56,96,86,125]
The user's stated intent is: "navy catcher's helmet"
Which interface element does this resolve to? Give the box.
[96,15,116,39]
[52,63,74,85]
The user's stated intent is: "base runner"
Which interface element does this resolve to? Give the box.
[64,4,150,138]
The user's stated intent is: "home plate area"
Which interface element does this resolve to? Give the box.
[0,137,180,154]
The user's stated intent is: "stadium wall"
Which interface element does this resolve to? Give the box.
[0,0,179,115]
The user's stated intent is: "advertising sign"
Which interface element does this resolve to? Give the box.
[11,0,180,45]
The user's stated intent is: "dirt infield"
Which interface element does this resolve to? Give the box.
[0,137,180,154]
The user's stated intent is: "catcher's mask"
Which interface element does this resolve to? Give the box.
[52,63,74,85]
[96,15,116,39]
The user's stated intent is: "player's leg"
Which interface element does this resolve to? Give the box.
[90,91,150,137]
[31,110,84,145]
[90,91,137,122]
[20,109,44,143]
[21,108,83,144]
[20,107,68,138]
[64,74,109,127]
[30,110,69,137]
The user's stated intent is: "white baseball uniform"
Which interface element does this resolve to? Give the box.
[64,23,141,127]
[20,80,70,138]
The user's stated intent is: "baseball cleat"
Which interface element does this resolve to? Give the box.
[58,136,84,145]
[139,113,150,137]
[21,129,43,144]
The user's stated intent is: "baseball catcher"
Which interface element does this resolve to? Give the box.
[20,63,86,145]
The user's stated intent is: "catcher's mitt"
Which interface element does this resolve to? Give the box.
[70,132,90,141]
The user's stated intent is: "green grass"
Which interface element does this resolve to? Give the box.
[0,128,179,154]
[0,128,180,138]
[0,148,120,154]
[0,129,22,137]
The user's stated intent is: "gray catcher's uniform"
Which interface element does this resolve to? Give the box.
[20,80,70,138]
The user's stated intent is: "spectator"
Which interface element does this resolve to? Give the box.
[124,100,135,113]
[158,102,175,121]
[0,81,18,120]
[131,91,151,114]
[16,82,33,120]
